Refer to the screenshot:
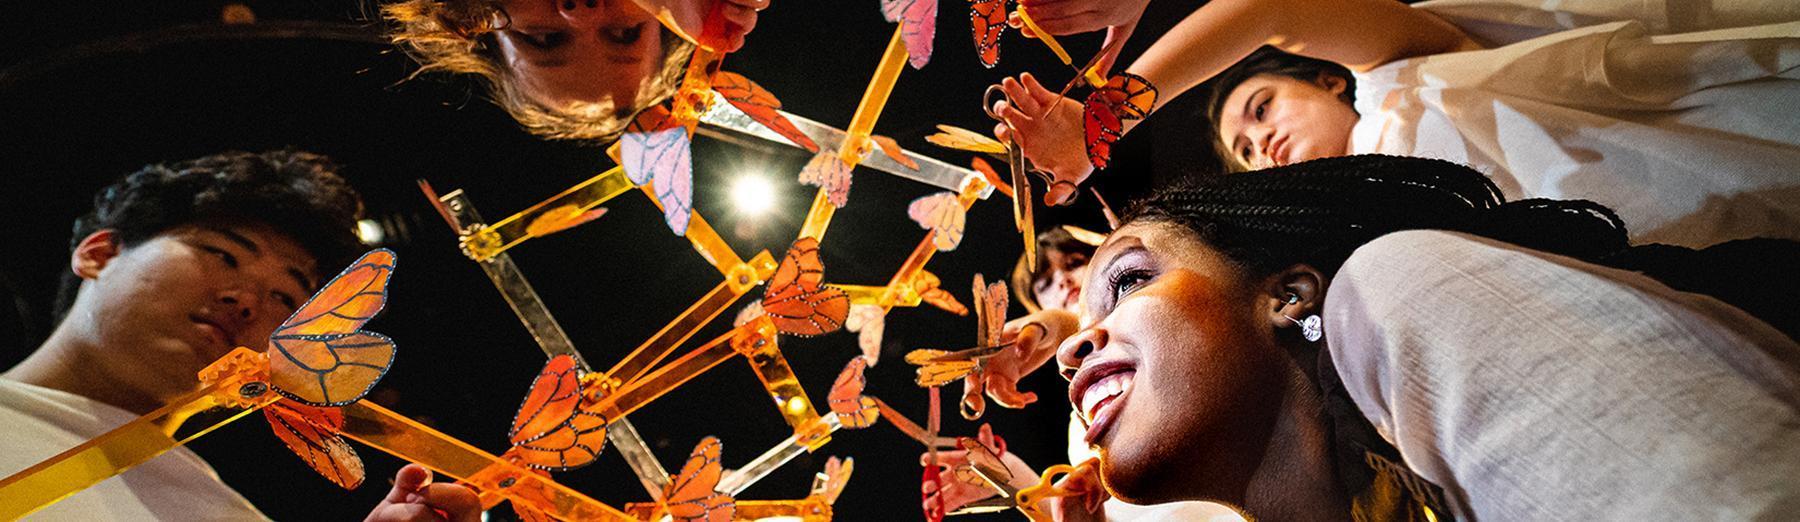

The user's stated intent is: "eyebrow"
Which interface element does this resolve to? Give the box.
[205,226,317,292]
[1085,238,1147,312]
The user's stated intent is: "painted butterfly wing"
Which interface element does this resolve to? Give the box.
[507,468,558,522]
[829,357,881,429]
[904,349,978,386]
[815,456,854,505]
[711,71,821,153]
[968,156,1012,199]
[621,109,695,235]
[880,0,937,69]
[845,303,887,365]
[508,354,608,471]
[975,275,1008,347]
[762,237,850,337]
[264,398,364,490]
[912,271,969,316]
[925,124,1006,155]
[798,149,854,208]
[1095,72,1158,120]
[663,437,735,522]
[872,135,920,170]
[907,192,966,252]
[970,0,1006,67]
[268,249,397,407]
[1081,93,1123,169]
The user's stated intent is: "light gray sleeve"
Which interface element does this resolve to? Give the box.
[1324,230,1800,521]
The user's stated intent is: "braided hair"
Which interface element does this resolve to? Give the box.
[1126,155,1797,338]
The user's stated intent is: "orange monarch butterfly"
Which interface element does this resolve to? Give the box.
[262,248,398,490]
[829,357,881,429]
[761,237,849,337]
[1082,72,1158,169]
[904,274,1009,420]
[506,354,608,471]
[970,0,1007,67]
[711,71,820,154]
[872,135,921,171]
[663,437,736,521]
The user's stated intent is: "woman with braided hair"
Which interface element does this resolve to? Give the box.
[1023,154,1800,520]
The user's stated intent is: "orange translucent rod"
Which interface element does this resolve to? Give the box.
[592,324,748,420]
[603,250,774,387]
[797,25,909,241]
[338,402,634,521]
[880,176,989,310]
[460,167,635,261]
[838,284,921,308]
[737,321,829,449]
[1014,8,1106,88]
[623,498,833,521]
[635,185,751,277]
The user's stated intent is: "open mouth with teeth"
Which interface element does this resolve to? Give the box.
[1072,367,1135,445]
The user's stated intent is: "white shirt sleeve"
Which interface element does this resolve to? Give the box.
[1324,230,1800,521]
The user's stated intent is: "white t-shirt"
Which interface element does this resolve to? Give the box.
[0,378,267,521]
[1326,230,1800,520]
[1349,0,1800,248]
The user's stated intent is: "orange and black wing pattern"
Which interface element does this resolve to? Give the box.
[663,437,735,522]
[761,237,849,337]
[973,274,1008,348]
[829,357,881,429]
[970,0,1007,68]
[508,354,608,471]
[268,249,397,407]
[264,398,364,490]
[1082,72,1158,169]
[904,349,979,387]
[712,71,820,153]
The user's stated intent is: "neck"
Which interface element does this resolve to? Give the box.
[1237,343,1349,521]
[5,322,166,416]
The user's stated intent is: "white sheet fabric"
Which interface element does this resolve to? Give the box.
[1349,1,1800,248]
[1326,230,1800,520]
[0,378,266,521]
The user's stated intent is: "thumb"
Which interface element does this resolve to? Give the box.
[1045,181,1078,207]
[385,464,432,503]
[1094,22,1138,76]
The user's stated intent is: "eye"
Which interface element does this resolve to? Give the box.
[201,245,239,268]
[1254,97,1269,120]
[517,31,567,49]
[272,291,299,311]
[1109,268,1153,302]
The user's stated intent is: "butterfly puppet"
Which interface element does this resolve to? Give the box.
[622,69,821,236]
[905,274,1011,421]
[759,237,851,337]
[661,437,737,522]
[1082,72,1158,169]
[257,249,399,490]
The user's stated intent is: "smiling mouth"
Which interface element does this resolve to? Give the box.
[191,317,235,353]
[1075,369,1135,444]
[601,23,646,45]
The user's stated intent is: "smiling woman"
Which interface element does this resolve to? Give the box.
[1057,155,1800,520]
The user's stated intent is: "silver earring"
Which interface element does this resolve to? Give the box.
[1283,294,1321,342]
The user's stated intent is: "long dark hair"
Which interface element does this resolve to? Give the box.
[1205,46,1357,171]
[1126,154,1797,338]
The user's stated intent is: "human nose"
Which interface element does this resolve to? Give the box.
[1247,124,1275,163]
[216,287,260,325]
[558,0,604,24]
[1056,327,1107,381]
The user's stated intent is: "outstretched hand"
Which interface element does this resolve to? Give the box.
[992,73,1092,206]
[364,464,482,522]
[981,309,1082,408]
[919,426,1039,513]
[1010,0,1149,74]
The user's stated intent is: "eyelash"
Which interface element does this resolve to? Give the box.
[202,245,238,268]
[1108,268,1152,302]
[519,31,566,49]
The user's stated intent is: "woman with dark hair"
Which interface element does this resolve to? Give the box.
[992,0,1800,248]
[1038,154,1800,520]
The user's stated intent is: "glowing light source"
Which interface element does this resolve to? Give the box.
[356,219,385,245]
[732,174,777,215]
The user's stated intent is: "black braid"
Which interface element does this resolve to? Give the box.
[1124,155,1798,339]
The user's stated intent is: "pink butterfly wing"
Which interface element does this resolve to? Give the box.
[621,124,695,235]
[906,192,965,251]
[880,0,937,69]
[799,150,854,208]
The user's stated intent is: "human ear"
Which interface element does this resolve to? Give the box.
[1315,72,1348,97]
[71,229,121,280]
[1263,264,1327,328]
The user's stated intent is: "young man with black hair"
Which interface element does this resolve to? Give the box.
[1,150,477,521]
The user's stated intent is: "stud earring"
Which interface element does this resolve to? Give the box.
[1283,294,1322,342]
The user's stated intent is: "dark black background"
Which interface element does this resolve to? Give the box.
[0,1,1218,519]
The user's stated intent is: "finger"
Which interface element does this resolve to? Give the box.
[726,0,770,11]
[922,450,971,467]
[987,375,1039,408]
[384,464,433,504]
[1017,4,1091,34]
[1018,73,1060,109]
[1045,180,1079,207]
[719,4,757,51]
[373,503,448,522]
[417,483,482,522]
[1000,77,1043,116]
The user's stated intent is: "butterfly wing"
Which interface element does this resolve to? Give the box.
[970,0,1006,67]
[925,125,1007,155]
[846,304,887,365]
[907,192,966,252]
[879,0,937,69]
[798,149,855,208]
[268,249,397,406]
[1098,72,1158,119]
[815,456,854,505]
[711,71,820,153]
[905,349,978,386]
[663,437,735,522]
[762,238,849,337]
[622,104,695,235]
[508,355,608,471]
[829,357,881,429]
[913,270,969,316]
[525,205,608,237]
[978,276,1008,347]
[1081,93,1123,169]
[872,135,920,170]
[264,399,364,490]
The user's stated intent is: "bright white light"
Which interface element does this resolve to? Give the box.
[356,219,384,245]
[732,174,777,215]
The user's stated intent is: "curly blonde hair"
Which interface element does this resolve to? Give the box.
[381,0,694,141]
